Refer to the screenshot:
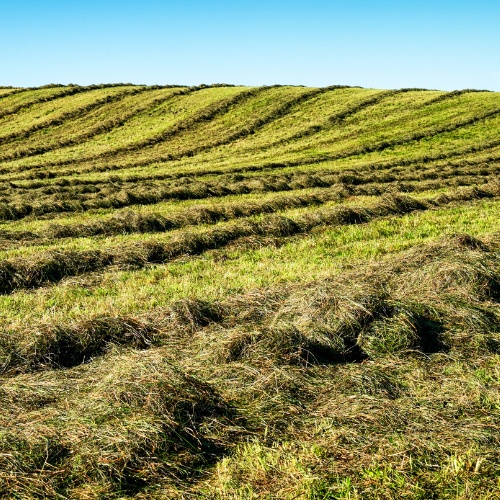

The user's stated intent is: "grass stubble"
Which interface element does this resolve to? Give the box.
[0,84,500,499]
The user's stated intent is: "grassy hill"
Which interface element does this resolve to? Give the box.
[1,83,500,499]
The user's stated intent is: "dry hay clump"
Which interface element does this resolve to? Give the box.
[0,350,235,499]
[202,233,500,365]
[0,298,225,375]
[3,233,500,377]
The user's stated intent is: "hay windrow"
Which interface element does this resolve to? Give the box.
[1,158,499,223]
[0,350,237,497]
[3,232,500,374]
[0,185,497,293]
[2,86,500,498]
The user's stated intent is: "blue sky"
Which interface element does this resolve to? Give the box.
[1,0,498,90]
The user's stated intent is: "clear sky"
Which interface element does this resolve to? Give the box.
[1,0,498,91]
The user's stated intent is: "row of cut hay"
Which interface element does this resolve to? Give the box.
[8,148,482,192]
[0,298,226,372]
[9,154,499,201]
[2,234,500,498]
[0,83,155,120]
[0,86,185,149]
[198,233,500,365]
[1,156,497,221]
[1,173,497,243]
[0,85,428,172]
[0,350,237,498]
[0,85,276,168]
[0,184,497,294]
[9,123,500,193]
[0,84,248,162]
[0,88,30,101]
[14,108,500,185]
[263,87,461,148]
[10,136,500,188]
[2,232,499,375]
[0,186,350,242]
[65,87,437,167]
[40,94,500,171]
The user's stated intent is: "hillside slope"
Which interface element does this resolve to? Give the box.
[1,84,500,499]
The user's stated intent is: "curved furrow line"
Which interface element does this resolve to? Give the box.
[1,172,496,243]
[0,84,247,161]
[0,87,197,160]
[0,83,149,121]
[9,124,500,187]
[2,86,274,167]
[255,88,436,151]
[0,86,347,171]
[0,184,497,294]
[0,86,168,147]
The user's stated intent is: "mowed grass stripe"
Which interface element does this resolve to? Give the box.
[1,150,498,222]
[0,184,497,294]
[2,194,499,331]
[0,88,25,100]
[253,87,461,150]
[0,85,193,148]
[0,84,143,120]
[0,85,404,173]
[2,172,494,244]
[1,88,498,183]
[0,86,274,169]
[0,87,193,160]
[8,132,500,191]
[9,95,500,185]
[0,85,246,162]
[70,90,500,170]
[0,86,154,146]
[1,229,500,375]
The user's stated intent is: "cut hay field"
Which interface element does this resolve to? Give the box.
[1,83,500,499]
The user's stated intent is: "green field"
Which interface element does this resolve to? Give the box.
[1,83,500,499]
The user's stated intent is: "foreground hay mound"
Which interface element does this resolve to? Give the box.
[1,235,500,498]
[0,351,234,498]
[1,84,500,498]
